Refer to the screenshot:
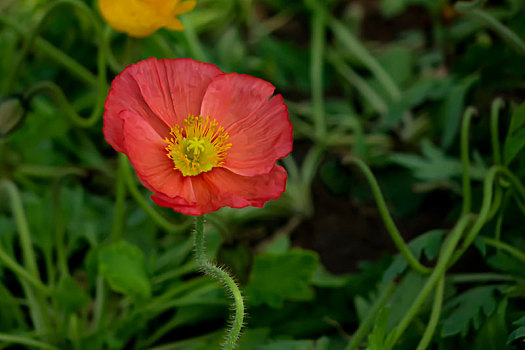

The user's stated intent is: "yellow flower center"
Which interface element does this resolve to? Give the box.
[164,115,232,176]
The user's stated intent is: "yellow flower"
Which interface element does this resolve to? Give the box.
[98,0,196,38]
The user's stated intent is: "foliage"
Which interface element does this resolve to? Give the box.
[0,0,524,349]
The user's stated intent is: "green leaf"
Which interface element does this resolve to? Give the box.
[258,340,314,350]
[507,316,525,344]
[473,299,509,350]
[440,74,479,149]
[390,139,486,183]
[54,276,90,315]
[98,240,151,300]
[367,307,396,350]
[441,285,506,337]
[246,249,319,308]
[503,129,525,165]
[383,229,445,281]
[508,102,525,135]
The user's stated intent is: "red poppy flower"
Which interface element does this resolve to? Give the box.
[103,58,293,216]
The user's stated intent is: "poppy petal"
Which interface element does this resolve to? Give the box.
[120,110,195,202]
[224,94,293,176]
[104,58,223,153]
[200,73,276,131]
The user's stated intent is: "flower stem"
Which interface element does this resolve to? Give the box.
[193,216,244,350]
[330,19,401,101]
[490,98,504,165]
[461,107,477,216]
[345,156,431,274]
[0,180,51,337]
[391,215,473,344]
[415,275,444,350]
[309,0,327,141]
[345,282,397,350]
[482,237,525,263]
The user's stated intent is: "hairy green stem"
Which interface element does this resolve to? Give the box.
[415,275,444,350]
[121,155,191,233]
[193,216,244,350]
[490,98,504,165]
[345,282,397,350]
[461,107,477,216]
[345,156,431,274]
[392,215,473,344]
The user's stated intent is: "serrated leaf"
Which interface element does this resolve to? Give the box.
[441,285,506,337]
[473,299,509,350]
[98,240,151,300]
[391,139,486,183]
[246,249,319,308]
[383,230,445,281]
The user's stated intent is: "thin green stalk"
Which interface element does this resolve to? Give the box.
[52,181,69,278]
[490,98,504,165]
[309,1,327,140]
[391,215,473,344]
[0,180,39,276]
[345,157,431,274]
[460,8,525,56]
[24,81,103,129]
[461,107,477,216]
[110,155,127,242]
[345,282,397,350]
[0,15,96,90]
[0,180,51,337]
[453,166,525,265]
[152,260,198,284]
[121,155,191,233]
[482,237,525,263]
[91,276,105,332]
[415,275,444,350]
[330,19,401,100]
[14,164,86,179]
[0,246,49,294]
[180,17,208,62]
[449,273,514,283]
[0,334,58,350]
[4,0,106,96]
[455,0,486,11]
[327,51,388,115]
[194,216,244,350]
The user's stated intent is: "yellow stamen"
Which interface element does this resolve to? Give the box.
[164,115,232,176]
